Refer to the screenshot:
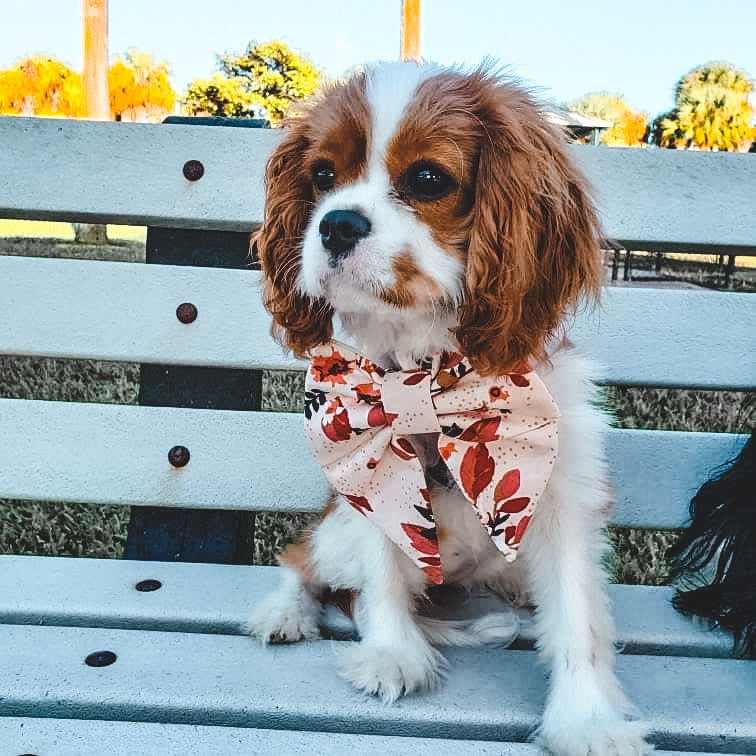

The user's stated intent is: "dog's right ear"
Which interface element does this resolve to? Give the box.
[256,121,334,357]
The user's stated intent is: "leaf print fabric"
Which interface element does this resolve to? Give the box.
[304,342,559,584]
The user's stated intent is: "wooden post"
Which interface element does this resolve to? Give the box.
[400,0,422,62]
[78,0,110,245]
[82,0,109,120]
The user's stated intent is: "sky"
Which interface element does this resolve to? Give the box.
[2,0,756,118]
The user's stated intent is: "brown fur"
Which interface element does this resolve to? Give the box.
[255,73,370,357]
[257,65,602,373]
[442,69,603,375]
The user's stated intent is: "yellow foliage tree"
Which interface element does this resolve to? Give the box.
[109,50,176,122]
[569,93,647,147]
[656,62,755,151]
[0,57,85,116]
[184,40,319,124]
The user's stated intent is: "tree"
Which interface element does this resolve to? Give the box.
[184,40,319,124]
[0,57,85,116]
[569,93,647,147]
[109,50,176,122]
[655,61,755,151]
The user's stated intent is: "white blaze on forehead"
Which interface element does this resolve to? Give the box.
[364,61,440,175]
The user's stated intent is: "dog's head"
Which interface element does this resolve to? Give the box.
[256,62,602,374]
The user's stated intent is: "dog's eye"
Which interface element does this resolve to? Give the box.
[313,164,336,192]
[406,163,454,200]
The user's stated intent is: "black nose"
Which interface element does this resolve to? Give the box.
[319,210,371,258]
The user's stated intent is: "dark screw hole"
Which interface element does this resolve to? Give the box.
[176,302,198,324]
[85,650,117,668]
[135,579,162,592]
[168,445,190,468]
[182,159,205,181]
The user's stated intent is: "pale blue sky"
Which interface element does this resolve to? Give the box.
[2,0,755,118]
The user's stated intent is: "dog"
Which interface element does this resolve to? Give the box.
[250,61,648,754]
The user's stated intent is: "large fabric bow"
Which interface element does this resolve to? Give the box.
[304,342,559,584]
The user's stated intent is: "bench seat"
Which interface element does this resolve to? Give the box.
[1,556,752,753]
[1,619,753,752]
[5,720,742,756]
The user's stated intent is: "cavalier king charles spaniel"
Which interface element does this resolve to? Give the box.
[250,61,649,755]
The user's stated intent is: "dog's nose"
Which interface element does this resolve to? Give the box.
[319,210,371,258]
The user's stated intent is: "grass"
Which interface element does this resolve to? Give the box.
[1,233,753,584]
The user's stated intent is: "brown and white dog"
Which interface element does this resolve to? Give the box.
[250,61,648,755]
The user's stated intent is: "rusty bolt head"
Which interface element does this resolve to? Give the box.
[183,159,205,181]
[85,650,117,667]
[176,302,198,324]
[168,445,191,468]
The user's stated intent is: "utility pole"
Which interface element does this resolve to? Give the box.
[77,0,109,244]
[400,0,422,62]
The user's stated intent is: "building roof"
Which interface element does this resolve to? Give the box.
[544,108,612,129]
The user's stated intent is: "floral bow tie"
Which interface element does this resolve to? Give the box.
[304,342,559,584]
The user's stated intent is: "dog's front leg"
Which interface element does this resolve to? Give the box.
[522,440,649,754]
[313,498,447,702]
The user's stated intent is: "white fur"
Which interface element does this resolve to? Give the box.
[298,62,463,369]
[251,61,649,755]
[247,565,320,643]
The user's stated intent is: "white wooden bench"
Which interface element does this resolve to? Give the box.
[1,115,754,754]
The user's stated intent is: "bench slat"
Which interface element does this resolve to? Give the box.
[0,398,746,527]
[0,717,541,756]
[0,557,734,658]
[576,146,756,253]
[0,623,752,752]
[0,255,301,371]
[0,397,329,512]
[0,719,738,756]
[2,117,756,253]
[2,255,755,388]
[0,117,277,231]
[607,429,748,528]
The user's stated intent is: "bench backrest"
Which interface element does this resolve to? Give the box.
[1,116,754,532]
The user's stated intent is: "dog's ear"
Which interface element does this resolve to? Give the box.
[256,121,333,357]
[453,74,602,375]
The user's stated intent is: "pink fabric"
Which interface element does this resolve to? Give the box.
[304,342,559,584]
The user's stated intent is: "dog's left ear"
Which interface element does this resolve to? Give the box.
[453,75,602,375]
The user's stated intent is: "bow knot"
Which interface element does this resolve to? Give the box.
[304,342,559,584]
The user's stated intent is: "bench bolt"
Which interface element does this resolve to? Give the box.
[135,579,163,592]
[168,445,191,468]
[183,159,205,181]
[176,302,198,324]
[85,650,117,667]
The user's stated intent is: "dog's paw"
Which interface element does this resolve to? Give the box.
[247,590,320,644]
[537,698,650,756]
[335,641,447,703]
